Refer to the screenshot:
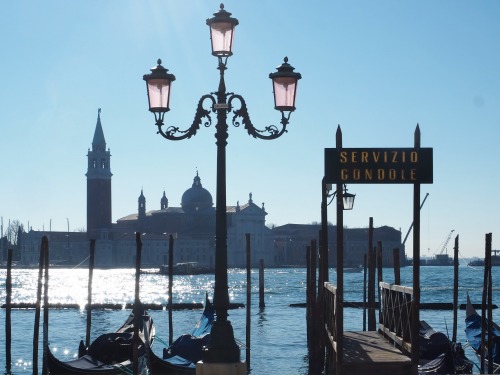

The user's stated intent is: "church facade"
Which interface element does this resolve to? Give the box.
[20,110,275,268]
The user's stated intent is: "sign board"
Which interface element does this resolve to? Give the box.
[324,148,433,184]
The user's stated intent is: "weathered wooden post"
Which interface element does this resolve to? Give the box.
[317,229,325,374]
[368,217,376,331]
[335,126,344,364]
[33,238,46,375]
[309,240,318,373]
[393,248,401,285]
[259,259,265,309]
[363,253,367,331]
[306,245,311,347]
[42,236,49,375]
[5,248,13,373]
[411,125,421,367]
[168,234,174,346]
[377,241,383,323]
[245,233,251,369]
[85,239,96,349]
[488,234,493,374]
[482,233,493,373]
[452,235,459,343]
[133,232,143,375]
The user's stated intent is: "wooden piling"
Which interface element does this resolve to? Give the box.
[42,236,49,375]
[367,217,376,330]
[168,234,174,346]
[452,235,458,343]
[486,233,493,373]
[393,248,401,285]
[85,239,95,348]
[411,125,422,367]
[308,240,318,373]
[133,232,143,375]
[5,248,13,373]
[377,242,383,323]
[33,239,46,375]
[245,233,251,369]
[259,259,265,309]
[363,253,367,331]
[480,232,492,374]
[316,229,325,375]
[306,245,311,347]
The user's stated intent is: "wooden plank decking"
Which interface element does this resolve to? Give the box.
[339,331,415,375]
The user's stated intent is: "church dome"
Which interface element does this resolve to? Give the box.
[181,173,213,212]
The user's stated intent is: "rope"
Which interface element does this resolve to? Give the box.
[72,255,90,269]
[154,335,170,347]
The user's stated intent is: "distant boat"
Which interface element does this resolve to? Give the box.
[334,265,363,273]
[421,254,454,266]
[468,250,500,267]
[159,262,214,275]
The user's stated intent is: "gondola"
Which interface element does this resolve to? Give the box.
[46,303,155,374]
[418,320,473,374]
[465,293,500,372]
[149,295,215,374]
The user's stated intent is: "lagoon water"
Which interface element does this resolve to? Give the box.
[1,265,499,374]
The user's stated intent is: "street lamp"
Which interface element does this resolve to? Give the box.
[143,3,301,364]
[325,183,356,210]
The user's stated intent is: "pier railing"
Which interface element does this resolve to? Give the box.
[324,282,338,353]
[379,282,414,354]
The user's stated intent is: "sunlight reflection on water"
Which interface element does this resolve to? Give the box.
[1,266,499,374]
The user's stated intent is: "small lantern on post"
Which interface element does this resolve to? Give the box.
[326,183,356,210]
[342,186,356,210]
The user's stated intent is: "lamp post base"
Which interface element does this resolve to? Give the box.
[196,361,246,375]
[202,320,240,363]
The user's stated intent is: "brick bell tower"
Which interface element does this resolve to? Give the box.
[86,108,112,239]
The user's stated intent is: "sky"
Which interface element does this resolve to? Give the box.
[1,1,499,260]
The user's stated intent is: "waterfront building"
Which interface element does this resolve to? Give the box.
[17,110,403,269]
[272,223,405,267]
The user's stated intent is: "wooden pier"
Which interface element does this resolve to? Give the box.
[324,282,416,375]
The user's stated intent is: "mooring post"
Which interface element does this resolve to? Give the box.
[133,232,143,375]
[377,241,383,323]
[486,233,493,374]
[259,259,265,309]
[168,234,174,346]
[452,235,459,343]
[368,217,376,331]
[411,124,421,366]
[86,239,96,349]
[363,253,367,331]
[335,125,344,364]
[306,245,311,347]
[393,248,401,285]
[33,239,46,375]
[245,233,251,369]
[317,229,325,374]
[309,240,318,373]
[6,248,12,373]
[42,236,49,375]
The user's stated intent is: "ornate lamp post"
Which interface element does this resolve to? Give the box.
[143,4,301,363]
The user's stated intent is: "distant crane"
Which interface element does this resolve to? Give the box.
[434,229,455,256]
